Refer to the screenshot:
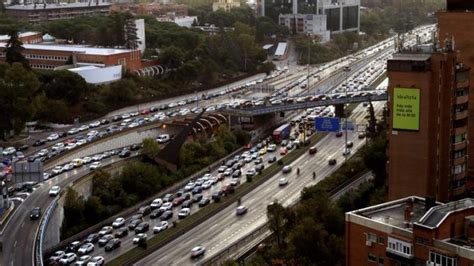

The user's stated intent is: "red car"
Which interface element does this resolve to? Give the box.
[336,132,343,138]
[280,147,288,155]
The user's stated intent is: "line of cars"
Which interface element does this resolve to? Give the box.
[48,133,295,262]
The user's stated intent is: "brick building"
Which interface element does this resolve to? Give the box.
[111,3,188,17]
[0,32,43,44]
[386,41,471,202]
[438,0,474,191]
[346,196,474,266]
[0,43,141,72]
[5,2,111,24]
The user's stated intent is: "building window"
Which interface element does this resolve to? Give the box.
[453,133,467,143]
[428,251,456,266]
[378,257,384,266]
[452,164,466,175]
[368,253,377,262]
[453,149,467,159]
[367,232,377,243]
[378,236,385,245]
[387,237,413,258]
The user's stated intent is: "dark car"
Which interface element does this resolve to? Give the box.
[114,227,129,238]
[98,235,114,247]
[232,170,241,178]
[328,159,337,166]
[160,210,173,220]
[268,156,276,163]
[193,194,203,203]
[175,189,184,198]
[255,164,264,173]
[33,139,46,146]
[85,233,99,243]
[104,239,121,252]
[150,208,164,219]
[58,132,68,138]
[66,241,82,253]
[16,144,29,151]
[30,207,41,220]
[128,219,142,230]
[191,186,202,195]
[182,199,193,208]
[112,116,121,122]
[130,144,141,151]
[134,222,150,234]
[198,197,210,207]
[119,149,131,158]
[211,191,221,202]
[346,141,354,148]
[309,146,318,154]
[101,119,110,125]
[335,132,343,138]
[130,214,143,221]
[163,193,174,202]
[137,206,151,216]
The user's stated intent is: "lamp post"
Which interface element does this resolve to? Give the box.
[307,41,311,91]
[343,66,351,162]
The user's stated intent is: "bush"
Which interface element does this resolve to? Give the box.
[246,175,253,183]
[277,159,284,165]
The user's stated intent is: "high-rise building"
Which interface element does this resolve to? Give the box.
[386,41,471,202]
[278,14,330,41]
[438,0,474,192]
[346,196,474,266]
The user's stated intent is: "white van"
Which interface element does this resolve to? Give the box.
[156,134,170,144]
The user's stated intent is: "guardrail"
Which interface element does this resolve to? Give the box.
[35,197,58,266]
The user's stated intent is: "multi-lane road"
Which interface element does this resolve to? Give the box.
[135,102,384,265]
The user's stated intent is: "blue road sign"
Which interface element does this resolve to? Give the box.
[341,121,356,131]
[315,117,340,132]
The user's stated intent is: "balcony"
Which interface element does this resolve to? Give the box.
[453,126,467,135]
[455,110,468,120]
[455,95,469,105]
[452,172,466,181]
[456,80,469,89]
[453,156,467,166]
[452,186,466,197]
[453,141,467,151]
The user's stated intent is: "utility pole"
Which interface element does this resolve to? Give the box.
[343,66,351,162]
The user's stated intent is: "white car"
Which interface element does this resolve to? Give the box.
[68,128,79,135]
[153,221,168,233]
[47,133,59,141]
[267,144,277,152]
[82,157,92,164]
[89,121,101,128]
[77,243,94,255]
[65,143,77,150]
[190,246,206,259]
[52,142,65,151]
[75,255,91,265]
[112,217,125,228]
[89,162,102,170]
[87,256,104,266]
[279,177,289,186]
[62,163,74,172]
[37,149,49,157]
[79,125,90,131]
[201,180,212,189]
[59,253,77,264]
[150,198,163,209]
[156,134,170,143]
[246,169,256,177]
[160,202,173,211]
[133,233,148,244]
[49,186,61,196]
[92,154,103,161]
[184,182,195,191]
[52,166,63,176]
[178,208,191,219]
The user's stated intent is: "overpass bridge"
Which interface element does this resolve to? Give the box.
[221,92,388,116]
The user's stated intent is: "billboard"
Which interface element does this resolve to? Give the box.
[315,117,340,132]
[393,88,420,131]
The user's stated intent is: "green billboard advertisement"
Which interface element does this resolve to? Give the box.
[393,88,420,131]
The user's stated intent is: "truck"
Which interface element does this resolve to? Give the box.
[272,123,291,144]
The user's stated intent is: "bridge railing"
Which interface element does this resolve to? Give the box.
[35,198,58,266]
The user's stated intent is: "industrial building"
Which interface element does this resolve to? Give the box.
[346,196,474,266]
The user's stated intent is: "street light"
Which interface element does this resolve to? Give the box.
[343,66,351,162]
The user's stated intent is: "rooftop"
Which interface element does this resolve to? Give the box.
[0,32,40,42]
[417,198,474,228]
[6,2,111,10]
[0,43,134,56]
[390,53,432,62]
[349,196,434,230]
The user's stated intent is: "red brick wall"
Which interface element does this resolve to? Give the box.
[346,221,389,266]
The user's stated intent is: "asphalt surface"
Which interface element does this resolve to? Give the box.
[135,102,384,266]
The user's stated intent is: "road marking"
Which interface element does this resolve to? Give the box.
[21,222,24,228]
[14,240,17,247]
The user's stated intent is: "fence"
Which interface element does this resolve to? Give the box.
[35,198,58,266]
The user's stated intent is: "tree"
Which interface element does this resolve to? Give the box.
[366,100,377,137]
[0,63,40,139]
[38,70,89,104]
[267,201,289,250]
[158,46,185,69]
[142,138,160,159]
[5,30,29,68]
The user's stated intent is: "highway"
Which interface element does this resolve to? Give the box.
[135,102,384,266]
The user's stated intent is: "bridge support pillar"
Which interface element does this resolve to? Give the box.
[335,104,345,118]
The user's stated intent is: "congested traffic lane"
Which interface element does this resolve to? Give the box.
[58,123,308,263]
[1,145,139,266]
[136,102,383,265]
